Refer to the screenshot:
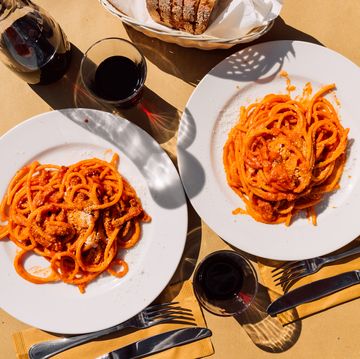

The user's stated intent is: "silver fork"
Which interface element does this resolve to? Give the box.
[28,301,193,359]
[272,245,360,289]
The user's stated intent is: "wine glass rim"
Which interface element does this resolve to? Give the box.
[79,37,147,105]
[193,249,259,316]
[198,249,256,266]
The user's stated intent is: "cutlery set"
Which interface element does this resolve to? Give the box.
[267,245,360,316]
[28,302,206,359]
[267,270,360,316]
[29,245,360,358]
[95,327,212,359]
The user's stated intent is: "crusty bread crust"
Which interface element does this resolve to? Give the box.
[159,0,172,26]
[183,0,200,22]
[172,0,184,28]
[146,0,218,35]
[195,0,218,34]
[146,0,161,22]
[182,0,202,33]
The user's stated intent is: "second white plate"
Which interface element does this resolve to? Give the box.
[177,40,360,261]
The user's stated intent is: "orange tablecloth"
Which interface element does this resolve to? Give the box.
[1,1,360,358]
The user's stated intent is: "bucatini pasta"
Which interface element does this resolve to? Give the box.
[0,153,150,292]
[223,77,349,226]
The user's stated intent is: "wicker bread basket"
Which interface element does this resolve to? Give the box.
[100,0,274,50]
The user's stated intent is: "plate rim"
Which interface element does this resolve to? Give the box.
[0,108,188,333]
[177,40,360,261]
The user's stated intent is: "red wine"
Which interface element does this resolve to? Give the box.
[195,252,244,300]
[1,11,71,85]
[92,55,145,103]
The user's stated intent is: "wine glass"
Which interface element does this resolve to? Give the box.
[79,37,147,108]
[193,250,258,316]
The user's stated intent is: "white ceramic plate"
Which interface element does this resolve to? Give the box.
[177,40,360,261]
[0,109,187,334]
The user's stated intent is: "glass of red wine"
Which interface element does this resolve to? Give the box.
[193,250,258,316]
[80,37,147,108]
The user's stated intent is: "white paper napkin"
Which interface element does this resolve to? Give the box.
[108,0,283,38]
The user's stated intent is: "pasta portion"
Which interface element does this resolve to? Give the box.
[223,80,349,225]
[0,154,150,292]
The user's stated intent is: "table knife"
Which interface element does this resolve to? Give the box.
[96,327,212,359]
[267,270,360,316]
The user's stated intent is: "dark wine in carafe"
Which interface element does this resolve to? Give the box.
[0,1,71,85]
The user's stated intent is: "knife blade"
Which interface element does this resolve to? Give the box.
[267,270,360,316]
[96,327,212,359]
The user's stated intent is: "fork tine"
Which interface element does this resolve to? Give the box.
[271,260,302,276]
[144,299,193,319]
[147,308,194,321]
[144,301,180,313]
[272,262,306,281]
[152,312,194,321]
[273,268,305,284]
[275,268,308,287]
[281,274,306,293]
[150,315,196,326]
[271,261,296,273]
[145,304,192,316]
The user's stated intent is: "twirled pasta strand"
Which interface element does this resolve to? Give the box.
[0,154,150,293]
[223,82,349,226]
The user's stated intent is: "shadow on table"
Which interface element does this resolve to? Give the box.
[207,245,302,352]
[28,43,82,110]
[176,107,205,199]
[151,200,203,302]
[124,16,323,86]
[234,283,301,352]
[28,17,324,167]
[28,43,181,155]
[142,16,324,202]
[74,76,181,155]
[170,202,203,286]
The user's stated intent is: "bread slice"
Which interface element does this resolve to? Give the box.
[159,0,172,27]
[171,0,184,29]
[182,0,201,33]
[195,0,219,34]
[146,0,161,22]
[146,0,218,35]
[183,0,201,22]
[147,0,176,29]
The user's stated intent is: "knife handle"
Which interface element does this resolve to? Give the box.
[28,322,128,359]
[268,270,360,316]
[301,270,360,300]
[320,245,360,265]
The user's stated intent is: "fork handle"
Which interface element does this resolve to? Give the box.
[321,245,360,264]
[28,322,128,359]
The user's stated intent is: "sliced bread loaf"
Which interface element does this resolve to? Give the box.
[195,0,219,34]
[171,0,184,29]
[146,0,161,22]
[146,0,219,35]
[159,0,172,27]
[182,0,201,33]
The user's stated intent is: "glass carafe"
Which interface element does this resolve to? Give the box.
[0,0,71,84]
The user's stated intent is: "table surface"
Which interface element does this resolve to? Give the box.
[1,1,360,358]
